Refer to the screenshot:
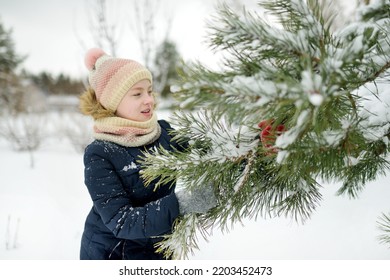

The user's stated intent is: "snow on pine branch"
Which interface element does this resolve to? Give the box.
[171,110,260,164]
[208,2,323,62]
[356,81,390,143]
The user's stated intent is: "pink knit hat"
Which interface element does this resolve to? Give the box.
[84,48,152,112]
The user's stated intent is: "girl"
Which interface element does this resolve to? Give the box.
[79,48,215,260]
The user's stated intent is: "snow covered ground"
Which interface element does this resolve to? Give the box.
[0,109,389,260]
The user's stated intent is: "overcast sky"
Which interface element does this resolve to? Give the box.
[1,0,253,78]
[1,0,356,79]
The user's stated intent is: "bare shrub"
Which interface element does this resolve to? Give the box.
[61,112,93,153]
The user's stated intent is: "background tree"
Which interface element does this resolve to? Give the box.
[85,0,120,56]
[131,0,162,70]
[140,0,390,259]
[30,72,84,96]
[153,39,181,98]
[0,19,25,115]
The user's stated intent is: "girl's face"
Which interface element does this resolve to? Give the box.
[116,79,155,122]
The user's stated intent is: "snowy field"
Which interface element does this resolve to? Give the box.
[1,109,390,260]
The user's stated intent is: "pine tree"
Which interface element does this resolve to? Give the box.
[152,39,182,98]
[0,19,25,114]
[141,0,390,258]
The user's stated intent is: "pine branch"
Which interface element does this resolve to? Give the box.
[155,214,209,259]
[377,213,390,248]
[143,0,390,258]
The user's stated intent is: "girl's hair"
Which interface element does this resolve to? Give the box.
[79,87,115,120]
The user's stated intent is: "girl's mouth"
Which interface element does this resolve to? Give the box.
[141,108,152,117]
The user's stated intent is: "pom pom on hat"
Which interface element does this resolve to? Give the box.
[84,48,106,71]
[85,47,153,113]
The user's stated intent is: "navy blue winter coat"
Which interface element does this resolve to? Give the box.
[80,120,181,260]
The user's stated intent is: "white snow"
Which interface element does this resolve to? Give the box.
[356,81,390,142]
[322,130,346,147]
[122,162,137,171]
[275,109,310,149]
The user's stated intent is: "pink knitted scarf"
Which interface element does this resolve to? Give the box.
[93,113,161,147]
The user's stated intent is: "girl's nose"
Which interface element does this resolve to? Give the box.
[143,93,154,105]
